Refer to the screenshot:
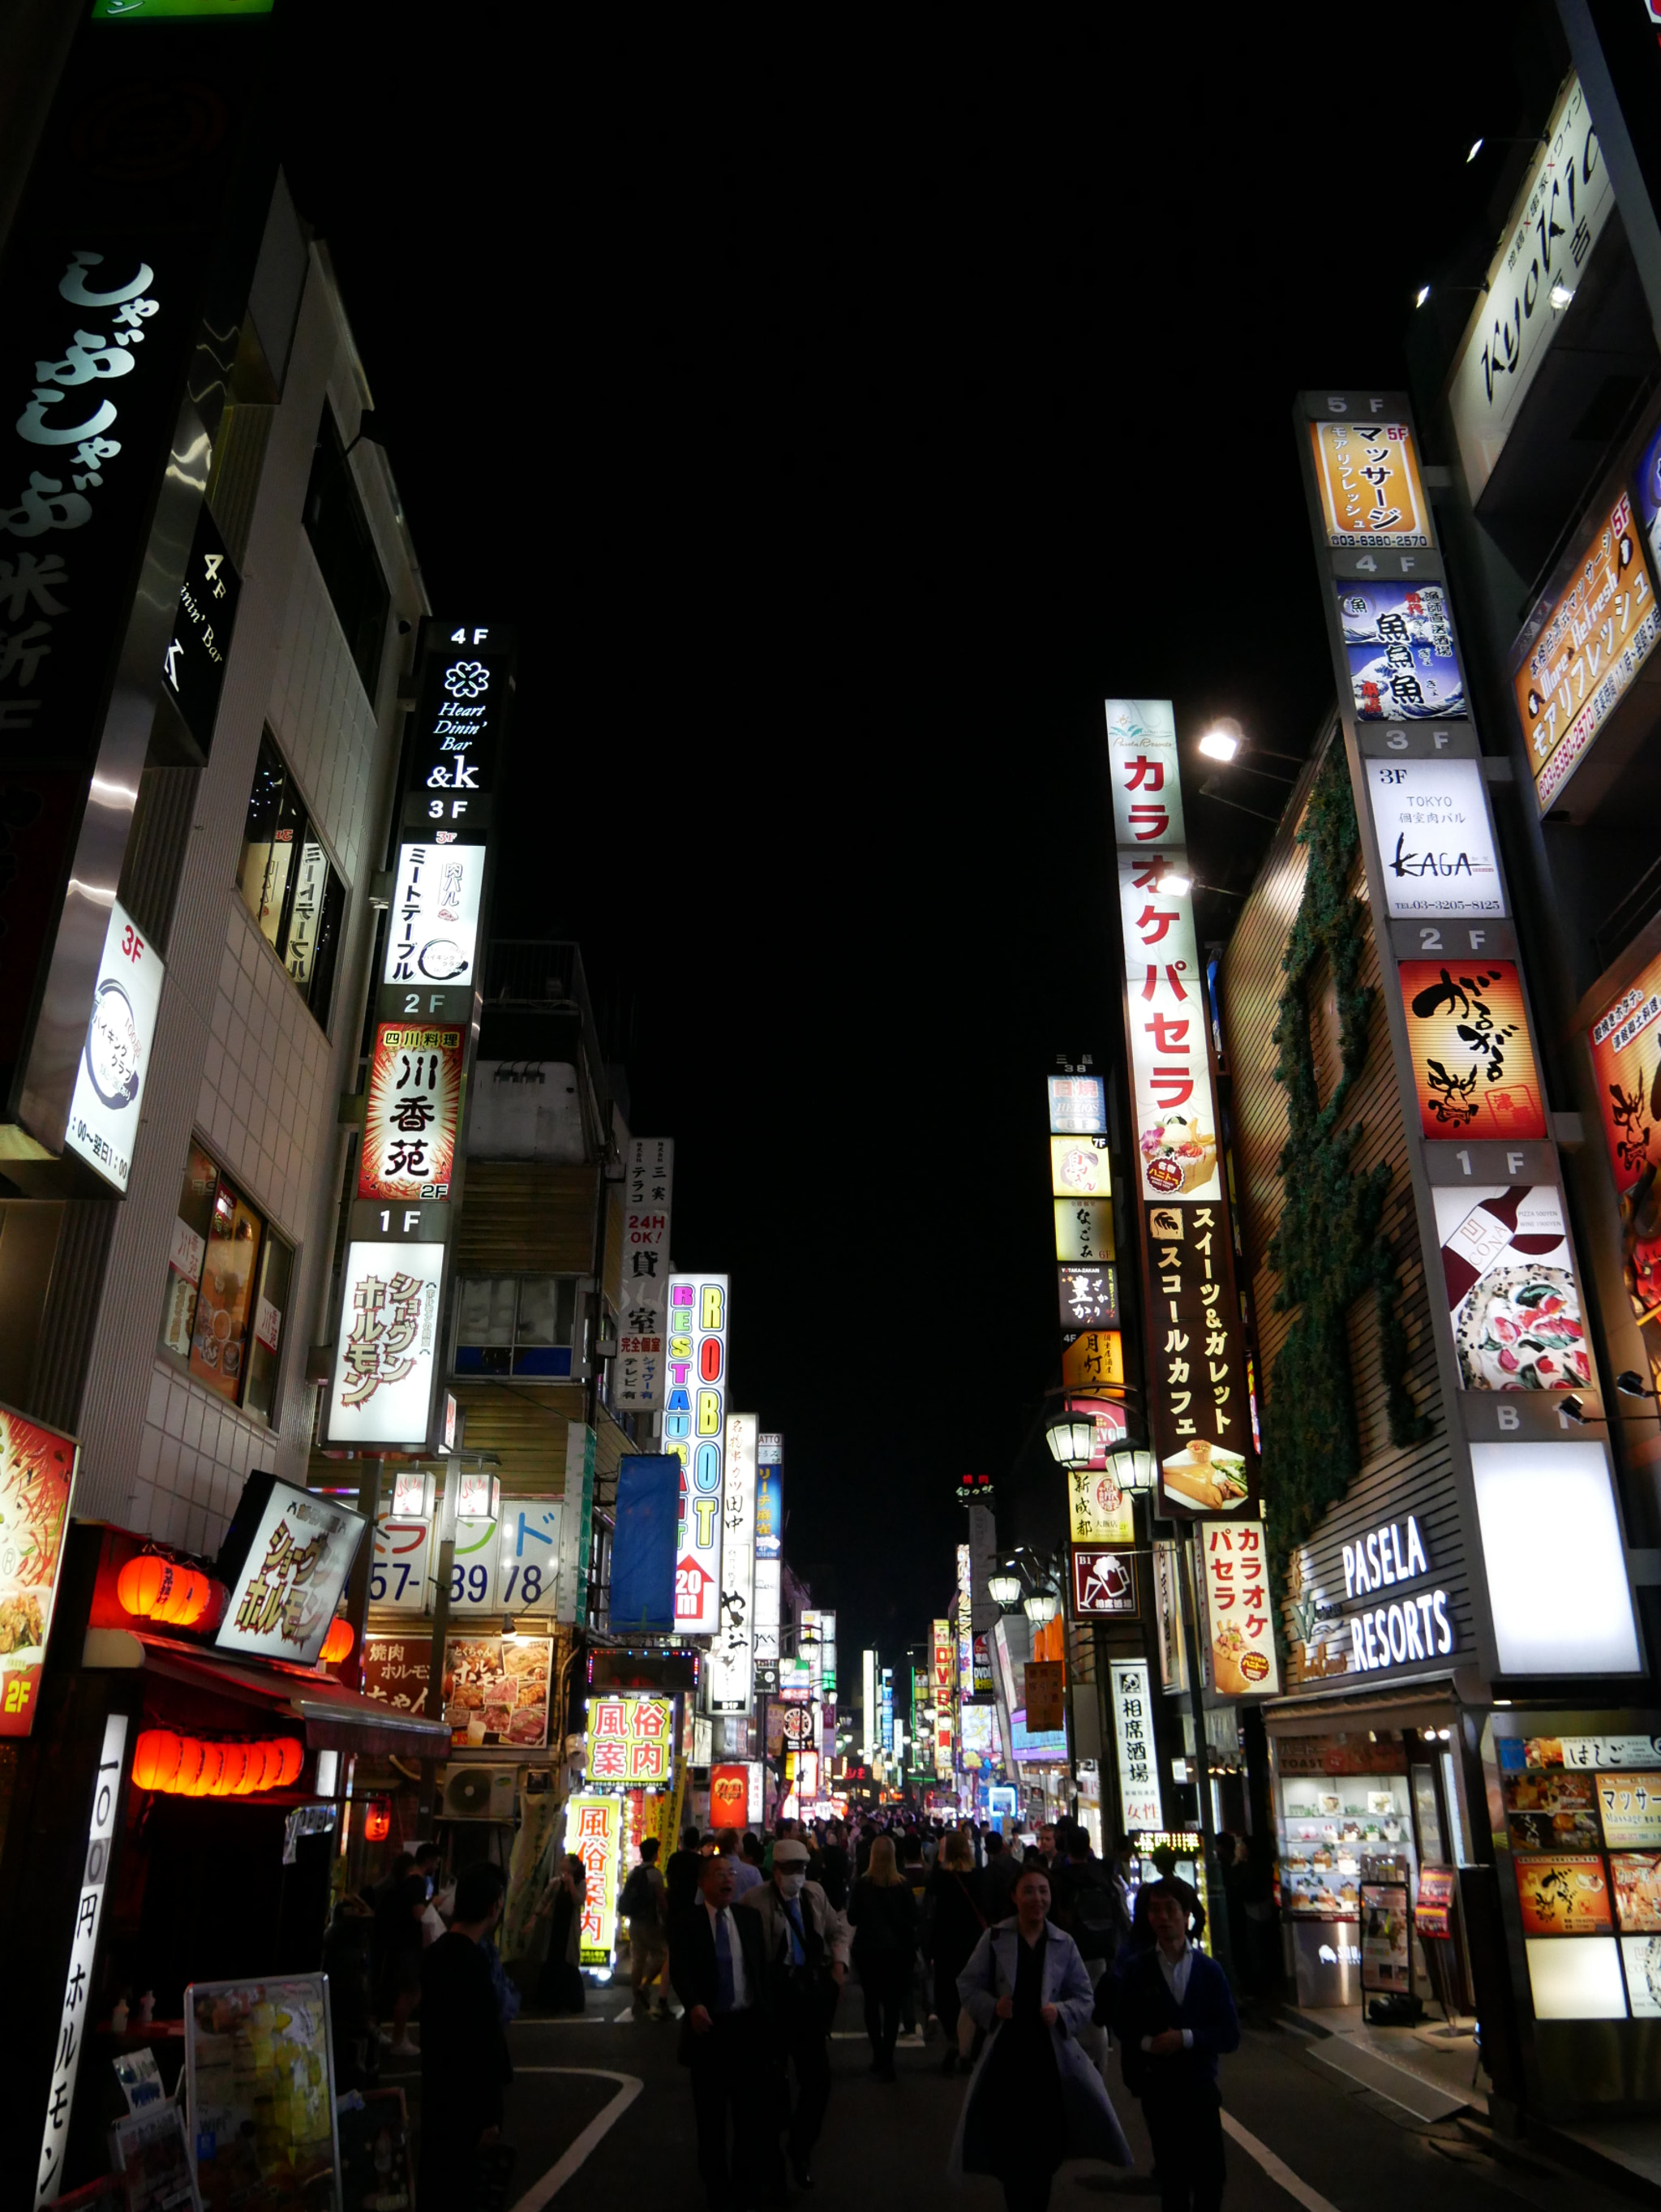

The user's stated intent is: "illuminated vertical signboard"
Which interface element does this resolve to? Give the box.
[862,1646,877,1763]
[666,1276,727,1636]
[710,1412,758,1714]
[0,1407,78,1737]
[37,1715,128,2206]
[62,898,165,1193]
[1109,1658,1163,1832]
[358,1024,464,1202]
[932,1618,955,1777]
[1106,698,1256,1518]
[565,1793,621,1969]
[1295,390,1639,1685]
[753,1432,782,1685]
[616,1138,674,1411]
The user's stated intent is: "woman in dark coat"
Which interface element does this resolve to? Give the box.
[927,1825,989,2073]
[534,1853,586,2012]
[848,1834,918,2080]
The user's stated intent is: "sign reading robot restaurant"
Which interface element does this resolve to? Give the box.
[1106,699,1257,1518]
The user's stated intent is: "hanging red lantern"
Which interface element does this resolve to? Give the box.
[158,1566,209,1628]
[215,1742,249,1796]
[117,1553,176,1621]
[363,1799,391,1844]
[272,1737,303,1788]
[320,1617,354,1665]
[187,1740,225,1798]
[173,1736,206,1796]
[131,1729,183,1792]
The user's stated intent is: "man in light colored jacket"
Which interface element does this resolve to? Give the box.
[739,1838,851,2189]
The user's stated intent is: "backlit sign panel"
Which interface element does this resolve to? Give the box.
[710,1412,757,1713]
[565,1793,620,1967]
[325,1240,444,1446]
[1363,758,1504,918]
[1110,1658,1164,1831]
[212,1473,367,1666]
[666,1275,727,1636]
[358,1023,463,1201]
[383,842,486,992]
[616,1138,674,1411]
[64,896,164,1192]
[584,1693,675,1786]
[0,1407,77,1737]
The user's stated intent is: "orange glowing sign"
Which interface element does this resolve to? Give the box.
[1307,419,1433,549]
[1397,961,1545,1141]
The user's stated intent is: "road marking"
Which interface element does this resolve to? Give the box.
[1221,2111,1343,2212]
[507,2068,642,2209]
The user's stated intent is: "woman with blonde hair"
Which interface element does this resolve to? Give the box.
[847,1832,918,2080]
[926,1825,988,2073]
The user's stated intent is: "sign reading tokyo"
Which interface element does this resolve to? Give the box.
[666,1276,727,1635]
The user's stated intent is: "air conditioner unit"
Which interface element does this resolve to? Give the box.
[439,1765,517,1822]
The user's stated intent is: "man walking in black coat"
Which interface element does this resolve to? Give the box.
[1104,1880,1239,2212]
[417,1862,514,2211]
[670,1852,774,2210]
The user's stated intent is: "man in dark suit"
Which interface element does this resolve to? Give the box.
[1103,1880,1239,2212]
[670,1851,774,2210]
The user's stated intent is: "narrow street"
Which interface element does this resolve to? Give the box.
[383,1982,1637,2212]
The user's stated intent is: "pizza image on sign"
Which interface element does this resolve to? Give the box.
[1434,1185,1588,1392]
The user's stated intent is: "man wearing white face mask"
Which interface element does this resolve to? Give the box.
[740,1837,850,2189]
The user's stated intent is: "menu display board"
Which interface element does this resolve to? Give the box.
[1415,1865,1457,1939]
[442,1634,552,1750]
[1612,1852,1661,1932]
[1515,1854,1613,1935]
[1360,1882,1411,1992]
[187,1974,341,2210]
[0,1403,77,1738]
[1598,1772,1661,1849]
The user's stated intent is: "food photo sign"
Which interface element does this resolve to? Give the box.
[441,1634,552,1750]
[0,1404,77,1737]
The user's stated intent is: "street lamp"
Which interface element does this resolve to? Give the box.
[1023,1588,1061,1626]
[987,1571,1024,1609]
[1045,1412,1097,1469]
[1105,1445,1157,1495]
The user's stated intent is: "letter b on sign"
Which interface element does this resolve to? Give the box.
[697,1389,722,1437]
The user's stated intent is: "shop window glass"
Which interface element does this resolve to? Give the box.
[302,407,389,698]
[454,1275,577,1377]
[234,733,345,1030]
[160,1142,294,1422]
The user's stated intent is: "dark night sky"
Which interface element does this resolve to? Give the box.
[274,12,1558,1669]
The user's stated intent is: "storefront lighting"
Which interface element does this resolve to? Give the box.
[1198,725,1240,762]
[1616,1371,1654,1398]
[987,1571,1024,1608]
[1156,868,1192,896]
[391,1468,435,1517]
[320,1617,355,1665]
[1023,1589,1060,1626]
[1550,283,1574,311]
[117,1551,212,1629]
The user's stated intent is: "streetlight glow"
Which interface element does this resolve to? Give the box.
[1415,285,1431,308]
[1197,727,1238,762]
[1466,137,1483,163]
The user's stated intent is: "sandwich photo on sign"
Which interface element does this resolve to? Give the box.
[1434,1184,1589,1392]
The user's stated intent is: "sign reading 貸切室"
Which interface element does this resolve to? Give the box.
[1449,74,1613,505]
[212,1471,367,1666]
[325,1241,444,1446]
[616,1138,674,1411]
[358,1024,463,1201]
[384,843,486,991]
[63,897,164,1193]
[666,1276,727,1636]
[1110,1658,1163,1832]
[1364,759,1504,918]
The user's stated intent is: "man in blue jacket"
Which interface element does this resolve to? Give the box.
[1102,1879,1239,2212]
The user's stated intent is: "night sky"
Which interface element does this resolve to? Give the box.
[275,13,1554,1669]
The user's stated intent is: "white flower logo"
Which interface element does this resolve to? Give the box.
[444,659,489,698]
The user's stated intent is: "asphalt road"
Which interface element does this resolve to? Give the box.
[381,1981,1639,2212]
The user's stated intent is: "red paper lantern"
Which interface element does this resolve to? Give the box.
[131,1729,183,1792]
[117,1553,175,1621]
[273,1737,303,1788]
[173,1736,206,1796]
[187,1740,225,1798]
[320,1617,354,1665]
[215,1742,249,1796]
[363,1799,391,1843]
[158,1567,209,1628]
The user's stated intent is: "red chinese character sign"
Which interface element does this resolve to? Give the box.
[1200,1520,1280,1697]
[710,1763,749,1828]
[564,1793,620,1966]
[0,1404,77,1737]
[358,1023,463,1201]
[1071,1546,1138,1619]
[583,1692,675,1786]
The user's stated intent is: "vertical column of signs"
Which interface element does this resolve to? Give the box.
[1296,393,1641,1688]
[710,1413,758,1715]
[753,1435,783,1690]
[616,1139,673,1411]
[665,1276,727,1635]
[326,622,513,1452]
[1106,700,1279,1698]
[932,1620,955,1776]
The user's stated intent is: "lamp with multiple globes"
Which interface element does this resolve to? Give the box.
[1023,1589,1061,1626]
[1105,1445,1157,1494]
[987,1572,1024,1609]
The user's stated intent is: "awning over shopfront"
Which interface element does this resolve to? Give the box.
[1260,1673,1463,1737]
[82,1626,451,1758]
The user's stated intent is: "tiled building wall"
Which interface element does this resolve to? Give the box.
[74,242,426,1551]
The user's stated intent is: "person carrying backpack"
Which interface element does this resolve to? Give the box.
[1050,1821,1130,2081]
[620,1838,670,2019]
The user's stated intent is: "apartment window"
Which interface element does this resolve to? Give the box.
[236,732,345,1027]
[453,1275,580,1377]
[161,1141,294,1420]
[302,406,388,698]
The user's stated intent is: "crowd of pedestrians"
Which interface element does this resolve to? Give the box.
[633,1809,1241,2212]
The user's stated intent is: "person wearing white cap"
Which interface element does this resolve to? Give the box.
[739,1836,850,2189]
